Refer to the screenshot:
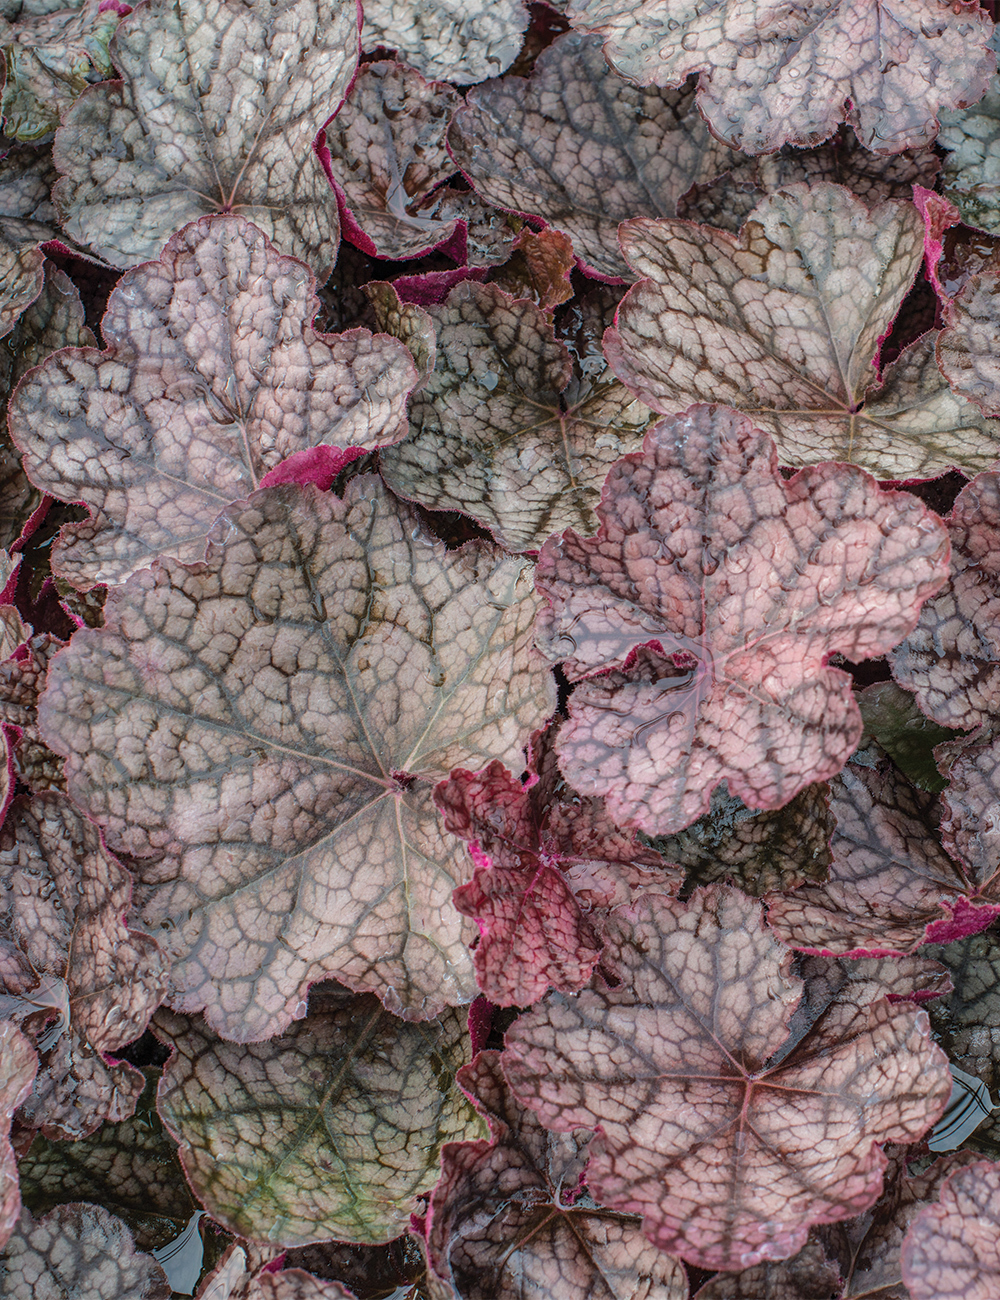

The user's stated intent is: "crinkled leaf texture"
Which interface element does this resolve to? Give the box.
[379,279,656,554]
[901,1160,1000,1300]
[427,1050,688,1299]
[535,404,950,838]
[766,756,1000,956]
[0,634,65,793]
[448,31,739,281]
[51,0,359,275]
[692,1237,840,1298]
[565,0,995,155]
[937,264,1000,417]
[502,886,952,1271]
[892,473,1000,730]
[0,792,169,1140]
[940,78,1000,237]
[491,228,576,311]
[606,183,1000,478]
[361,0,528,85]
[10,217,417,589]
[38,478,554,1040]
[155,987,486,1247]
[0,1023,36,1251]
[0,1203,170,1298]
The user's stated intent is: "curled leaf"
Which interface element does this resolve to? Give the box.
[361,0,529,85]
[502,886,952,1271]
[10,216,417,589]
[196,1244,357,1299]
[489,228,575,311]
[52,0,359,275]
[155,989,486,1247]
[901,1160,1000,1300]
[448,31,739,280]
[565,0,995,155]
[535,404,949,837]
[38,479,553,1039]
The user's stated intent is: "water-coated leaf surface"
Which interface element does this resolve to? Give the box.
[535,405,949,837]
[502,886,952,1271]
[901,1160,1000,1300]
[38,479,553,1039]
[155,988,486,1246]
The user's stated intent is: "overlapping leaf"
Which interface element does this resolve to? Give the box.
[447,31,740,280]
[195,1245,357,1300]
[38,479,553,1039]
[901,1160,1000,1300]
[427,1050,688,1299]
[0,1204,169,1298]
[503,886,951,1271]
[937,263,1000,416]
[606,183,1000,477]
[378,279,656,554]
[857,682,959,793]
[362,0,528,85]
[10,217,417,589]
[0,634,65,791]
[534,404,949,837]
[0,1022,36,1251]
[0,792,168,1139]
[155,987,486,1246]
[0,147,59,343]
[892,473,1000,730]
[51,0,359,275]
[940,78,1000,237]
[490,228,575,310]
[692,1238,841,1298]
[565,0,995,155]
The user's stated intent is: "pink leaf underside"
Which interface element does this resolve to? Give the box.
[428,1050,688,1299]
[36,478,553,1041]
[501,885,953,1272]
[534,403,950,837]
[766,758,1000,957]
[435,732,680,1005]
[0,1022,37,1250]
[447,29,741,281]
[604,182,1000,480]
[0,791,169,1140]
[8,215,418,590]
[913,186,962,300]
[902,1161,1000,1300]
[565,0,995,154]
[892,472,1000,730]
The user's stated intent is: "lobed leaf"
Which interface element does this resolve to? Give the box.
[10,216,417,589]
[448,31,740,281]
[502,886,952,1271]
[379,279,657,554]
[51,0,359,276]
[565,0,995,155]
[155,988,486,1247]
[606,183,1000,478]
[901,1160,1000,1300]
[361,0,529,85]
[535,404,950,837]
[38,479,554,1039]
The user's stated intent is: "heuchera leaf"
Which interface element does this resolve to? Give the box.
[502,886,952,1271]
[0,634,65,792]
[361,0,529,86]
[427,1050,689,1299]
[38,479,554,1040]
[379,279,656,554]
[50,0,359,276]
[856,681,960,793]
[9,216,417,589]
[489,228,575,311]
[648,781,833,897]
[155,987,487,1247]
[901,1160,1000,1300]
[195,1244,357,1300]
[939,77,1000,237]
[606,183,1000,478]
[447,31,740,281]
[564,0,995,155]
[0,1022,36,1251]
[0,1203,170,1298]
[0,262,95,553]
[766,757,1000,957]
[936,264,1000,416]
[892,473,1000,730]
[0,792,169,1139]
[535,404,950,838]
[692,1238,841,1299]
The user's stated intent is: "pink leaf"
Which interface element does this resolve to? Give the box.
[902,1161,1000,1300]
[0,1022,36,1250]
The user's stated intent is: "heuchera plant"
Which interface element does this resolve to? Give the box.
[5,0,1000,1294]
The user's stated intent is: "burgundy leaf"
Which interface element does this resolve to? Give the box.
[901,1161,1000,1300]
[535,404,950,837]
[51,0,359,276]
[502,886,952,1271]
[448,31,740,281]
[565,0,995,155]
[427,1050,688,1299]
[0,1023,36,1251]
[0,792,169,1139]
[9,216,417,589]
[361,0,529,85]
[489,228,575,310]
[37,480,553,1040]
[891,473,1000,730]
